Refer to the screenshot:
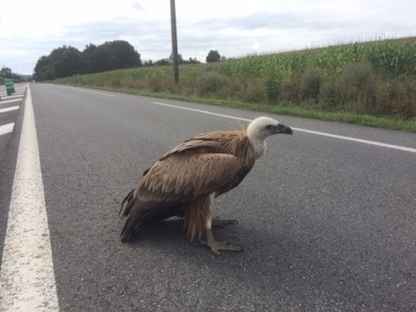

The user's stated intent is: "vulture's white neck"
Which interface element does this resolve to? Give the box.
[246,129,267,160]
[250,139,266,159]
[246,116,280,159]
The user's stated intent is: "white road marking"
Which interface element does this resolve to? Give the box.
[0,94,24,99]
[0,86,59,311]
[0,123,14,136]
[15,85,29,90]
[0,99,22,105]
[289,127,416,153]
[152,101,253,122]
[72,87,115,97]
[0,106,19,114]
[152,101,416,153]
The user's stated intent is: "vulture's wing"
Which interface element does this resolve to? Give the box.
[137,152,242,202]
[120,153,242,241]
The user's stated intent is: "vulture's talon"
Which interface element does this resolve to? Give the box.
[212,217,239,227]
[201,229,242,255]
[201,240,242,255]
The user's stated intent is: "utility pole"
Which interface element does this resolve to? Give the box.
[170,0,179,83]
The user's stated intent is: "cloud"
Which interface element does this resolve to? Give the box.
[130,0,145,12]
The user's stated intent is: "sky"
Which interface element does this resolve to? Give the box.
[0,0,415,75]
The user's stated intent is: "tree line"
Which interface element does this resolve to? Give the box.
[33,38,225,81]
[143,50,224,66]
[33,40,141,81]
[0,66,28,82]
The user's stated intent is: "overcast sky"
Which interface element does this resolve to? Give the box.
[0,0,415,75]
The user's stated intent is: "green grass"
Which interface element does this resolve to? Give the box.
[55,82,416,132]
[53,36,416,132]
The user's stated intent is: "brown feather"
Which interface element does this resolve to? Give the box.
[120,129,256,241]
[183,196,211,241]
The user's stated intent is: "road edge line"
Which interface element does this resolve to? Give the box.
[0,85,59,311]
[152,101,416,153]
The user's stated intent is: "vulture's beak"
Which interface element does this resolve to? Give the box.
[276,124,293,135]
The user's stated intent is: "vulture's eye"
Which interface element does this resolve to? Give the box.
[265,125,273,130]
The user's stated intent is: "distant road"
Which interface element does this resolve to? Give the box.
[1,83,415,311]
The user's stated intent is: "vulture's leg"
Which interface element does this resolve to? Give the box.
[198,195,241,254]
[211,216,238,227]
[201,228,242,255]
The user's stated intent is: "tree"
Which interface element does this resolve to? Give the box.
[90,48,112,72]
[154,58,171,66]
[83,43,97,56]
[33,55,51,81]
[0,66,23,81]
[110,41,135,68]
[143,60,154,67]
[39,65,56,81]
[49,46,70,63]
[82,44,98,73]
[169,53,184,64]
[32,40,142,80]
[188,57,201,64]
[102,40,141,70]
[53,49,86,78]
[206,50,221,63]
[0,66,13,78]
[33,46,85,80]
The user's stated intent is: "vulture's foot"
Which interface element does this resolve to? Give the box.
[201,229,242,255]
[212,216,238,228]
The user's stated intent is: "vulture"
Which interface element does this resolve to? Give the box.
[120,116,292,254]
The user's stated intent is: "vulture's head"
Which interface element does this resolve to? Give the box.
[246,117,293,159]
[247,116,293,141]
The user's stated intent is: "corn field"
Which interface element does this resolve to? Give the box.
[210,37,416,78]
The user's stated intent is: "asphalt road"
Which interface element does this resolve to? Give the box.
[1,83,415,311]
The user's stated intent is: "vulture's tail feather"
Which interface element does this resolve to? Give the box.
[120,194,185,242]
[119,189,135,217]
[119,188,146,241]
[120,209,145,242]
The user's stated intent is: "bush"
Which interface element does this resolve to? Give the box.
[381,77,416,119]
[319,78,343,109]
[300,67,325,102]
[239,78,265,103]
[339,61,373,89]
[338,62,376,113]
[148,75,163,92]
[281,73,301,103]
[263,67,281,103]
[196,72,227,96]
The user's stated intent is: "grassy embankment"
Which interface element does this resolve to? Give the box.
[55,37,416,132]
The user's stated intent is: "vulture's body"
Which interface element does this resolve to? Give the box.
[120,117,292,254]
